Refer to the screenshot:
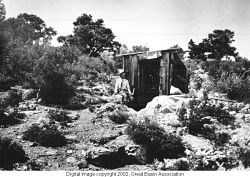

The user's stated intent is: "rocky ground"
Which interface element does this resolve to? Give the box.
[1,74,250,171]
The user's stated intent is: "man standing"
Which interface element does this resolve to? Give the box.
[114,70,133,104]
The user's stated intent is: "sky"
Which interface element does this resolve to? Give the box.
[3,0,250,58]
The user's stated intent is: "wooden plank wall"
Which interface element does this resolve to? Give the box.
[159,50,171,95]
[122,50,175,103]
[123,54,139,92]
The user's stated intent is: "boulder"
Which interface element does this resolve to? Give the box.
[105,135,138,152]
[45,149,57,155]
[107,95,123,104]
[96,102,130,118]
[67,112,79,120]
[163,158,190,170]
[138,95,190,116]
[66,157,77,164]
[85,147,112,159]
[85,135,144,168]
[105,135,146,164]
[182,134,213,152]
[36,117,51,127]
[170,86,182,95]
[89,128,121,144]
[65,135,77,141]
[154,113,181,127]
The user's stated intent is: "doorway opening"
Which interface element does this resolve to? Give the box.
[139,58,161,106]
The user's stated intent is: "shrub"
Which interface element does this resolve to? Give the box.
[239,149,250,168]
[47,110,72,126]
[178,98,234,126]
[0,137,28,170]
[216,73,250,101]
[177,98,234,141]
[66,94,86,110]
[202,59,250,101]
[63,54,117,84]
[23,124,67,147]
[108,110,129,124]
[39,70,75,105]
[0,74,15,91]
[0,90,22,107]
[214,132,231,146]
[170,160,190,171]
[0,108,25,127]
[26,159,43,170]
[126,118,185,163]
[193,158,219,170]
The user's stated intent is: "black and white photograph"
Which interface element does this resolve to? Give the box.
[1,0,250,175]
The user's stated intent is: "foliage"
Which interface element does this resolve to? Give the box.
[63,54,116,83]
[0,136,28,170]
[202,58,250,101]
[2,13,57,43]
[193,158,219,170]
[0,108,25,127]
[126,118,185,163]
[188,29,238,60]
[0,0,6,70]
[132,45,149,53]
[108,110,129,124]
[118,44,129,54]
[0,74,15,91]
[216,74,250,101]
[23,124,67,147]
[239,148,250,168]
[169,160,190,171]
[0,0,5,22]
[184,59,201,75]
[214,132,231,146]
[39,70,75,105]
[58,13,120,57]
[177,98,234,138]
[47,110,72,126]
[0,90,22,107]
[66,94,86,110]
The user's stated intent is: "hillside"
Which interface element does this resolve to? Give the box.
[1,69,250,171]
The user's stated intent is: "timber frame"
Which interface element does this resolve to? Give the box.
[116,48,188,107]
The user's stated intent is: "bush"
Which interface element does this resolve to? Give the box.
[39,70,75,105]
[239,149,250,168]
[202,59,250,101]
[216,73,250,101]
[0,108,25,127]
[214,132,231,146]
[170,160,190,171]
[126,118,185,163]
[108,110,129,124]
[66,94,86,110]
[0,74,15,91]
[177,98,234,142]
[0,90,22,107]
[0,137,28,170]
[23,124,67,147]
[47,110,72,126]
[63,54,117,84]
